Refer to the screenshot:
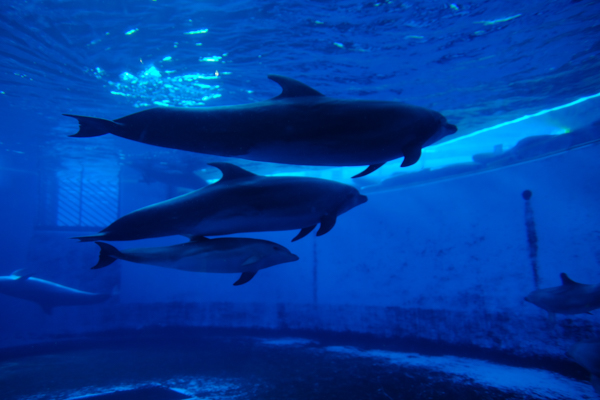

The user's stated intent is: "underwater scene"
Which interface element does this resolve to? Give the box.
[1,0,600,399]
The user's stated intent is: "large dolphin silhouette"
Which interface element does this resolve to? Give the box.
[92,237,299,286]
[0,270,110,314]
[567,339,600,394]
[74,162,367,242]
[65,75,457,177]
[524,273,600,324]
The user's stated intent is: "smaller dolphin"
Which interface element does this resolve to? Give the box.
[92,237,299,285]
[567,339,600,394]
[524,273,600,325]
[0,270,111,314]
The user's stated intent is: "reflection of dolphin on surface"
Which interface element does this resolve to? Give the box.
[92,237,299,286]
[74,162,367,243]
[567,339,600,394]
[65,75,457,178]
[0,270,111,314]
[524,273,600,325]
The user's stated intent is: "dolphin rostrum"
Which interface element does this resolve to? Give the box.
[567,339,600,394]
[74,162,367,243]
[524,273,600,324]
[64,75,457,177]
[0,270,111,314]
[92,237,299,286]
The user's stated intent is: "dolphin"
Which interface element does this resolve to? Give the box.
[64,75,457,178]
[0,269,111,314]
[567,339,600,394]
[73,162,367,243]
[92,237,299,286]
[524,273,600,325]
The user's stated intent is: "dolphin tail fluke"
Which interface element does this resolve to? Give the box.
[233,271,257,286]
[63,114,123,138]
[92,242,121,269]
[292,225,316,242]
[317,214,337,236]
[352,163,385,178]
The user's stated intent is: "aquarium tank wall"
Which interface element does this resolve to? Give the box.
[1,1,600,399]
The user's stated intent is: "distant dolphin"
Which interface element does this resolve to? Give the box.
[74,162,367,243]
[567,339,600,394]
[524,273,600,324]
[0,270,110,314]
[92,237,299,286]
[64,75,457,178]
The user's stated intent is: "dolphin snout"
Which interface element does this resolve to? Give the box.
[358,194,368,204]
[290,253,300,262]
[446,123,458,134]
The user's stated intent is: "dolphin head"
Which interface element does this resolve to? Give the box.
[252,242,299,270]
[423,116,457,148]
[336,187,368,215]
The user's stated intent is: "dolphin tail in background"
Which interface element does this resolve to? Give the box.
[92,242,122,269]
[63,114,124,138]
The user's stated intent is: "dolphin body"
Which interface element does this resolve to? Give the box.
[74,162,367,243]
[0,270,110,314]
[524,273,600,324]
[567,339,600,394]
[64,75,457,178]
[92,237,299,286]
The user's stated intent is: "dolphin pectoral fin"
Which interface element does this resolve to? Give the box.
[317,214,337,236]
[242,255,261,266]
[233,271,257,286]
[292,225,317,242]
[352,163,385,179]
[401,144,422,167]
[268,75,325,100]
[63,114,123,138]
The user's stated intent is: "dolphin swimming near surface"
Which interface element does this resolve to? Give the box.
[74,162,367,243]
[64,75,457,178]
[92,237,299,286]
[567,339,600,394]
[0,270,111,314]
[524,273,600,324]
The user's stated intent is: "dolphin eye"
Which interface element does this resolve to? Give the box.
[273,246,280,251]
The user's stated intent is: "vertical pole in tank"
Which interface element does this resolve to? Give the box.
[78,167,84,226]
[522,190,540,290]
[312,239,318,304]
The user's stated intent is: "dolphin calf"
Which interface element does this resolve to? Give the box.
[524,273,600,324]
[65,75,457,177]
[92,237,299,286]
[0,270,110,314]
[74,162,367,242]
[567,339,600,394]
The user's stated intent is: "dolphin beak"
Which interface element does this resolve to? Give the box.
[446,123,458,134]
[290,253,300,262]
[359,194,368,204]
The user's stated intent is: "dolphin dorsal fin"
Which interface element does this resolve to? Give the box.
[208,162,257,182]
[560,273,580,286]
[11,269,33,280]
[268,75,325,100]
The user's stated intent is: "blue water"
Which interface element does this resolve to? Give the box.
[1,1,600,399]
